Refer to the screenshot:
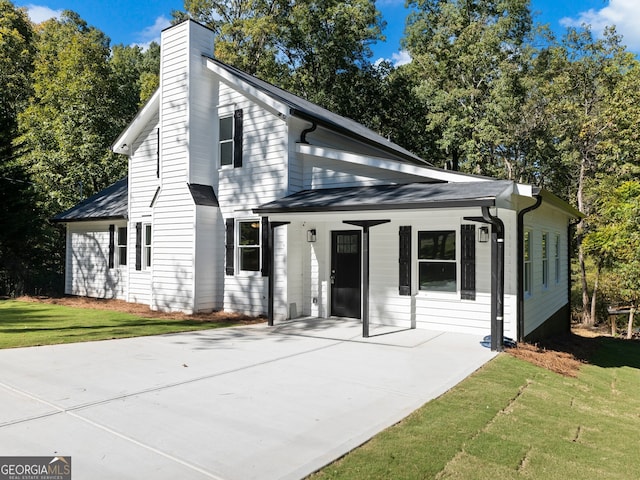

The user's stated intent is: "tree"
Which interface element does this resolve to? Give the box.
[0,0,41,295]
[585,181,640,338]
[16,11,127,215]
[542,26,633,325]
[403,0,534,174]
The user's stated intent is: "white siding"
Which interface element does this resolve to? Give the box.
[523,204,570,336]
[127,113,159,305]
[214,82,289,316]
[65,221,127,300]
[194,206,224,311]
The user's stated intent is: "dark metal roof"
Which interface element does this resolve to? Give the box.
[52,178,128,222]
[254,181,514,214]
[188,183,219,206]
[206,56,429,167]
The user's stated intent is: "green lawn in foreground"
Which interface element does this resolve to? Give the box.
[311,337,640,480]
[0,300,238,348]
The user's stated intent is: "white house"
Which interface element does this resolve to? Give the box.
[53,20,580,350]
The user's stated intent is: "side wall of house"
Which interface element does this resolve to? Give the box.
[65,221,128,300]
[523,204,571,337]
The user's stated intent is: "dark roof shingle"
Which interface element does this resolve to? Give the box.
[52,178,128,222]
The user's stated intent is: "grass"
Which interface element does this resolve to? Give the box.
[310,336,640,480]
[0,299,242,349]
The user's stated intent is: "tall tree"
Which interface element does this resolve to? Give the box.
[0,0,41,295]
[16,11,127,215]
[403,0,534,174]
[542,26,633,325]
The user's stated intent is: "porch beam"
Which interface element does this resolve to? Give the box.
[343,220,390,338]
[267,220,290,326]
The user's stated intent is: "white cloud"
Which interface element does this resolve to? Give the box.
[391,50,412,66]
[23,4,63,24]
[560,0,640,51]
[375,50,412,68]
[133,15,172,49]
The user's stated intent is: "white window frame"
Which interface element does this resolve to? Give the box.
[542,232,549,289]
[524,230,532,297]
[143,223,152,270]
[555,234,561,284]
[117,226,127,267]
[237,219,261,274]
[219,114,234,167]
[417,229,457,295]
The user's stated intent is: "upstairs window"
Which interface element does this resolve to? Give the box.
[418,230,456,292]
[219,115,233,166]
[219,109,243,168]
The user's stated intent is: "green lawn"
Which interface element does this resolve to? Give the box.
[0,299,242,349]
[311,336,640,480]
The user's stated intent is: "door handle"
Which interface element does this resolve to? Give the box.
[330,270,336,285]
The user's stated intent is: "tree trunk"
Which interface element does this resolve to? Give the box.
[627,307,635,340]
[590,263,600,325]
[611,314,616,336]
[576,159,592,325]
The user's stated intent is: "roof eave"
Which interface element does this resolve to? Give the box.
[51,215,128,224]
[254,198,496,215]
[112,89,161,155]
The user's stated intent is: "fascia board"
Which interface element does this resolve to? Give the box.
[295,143,492,183]
[112,89,161,155]
[204,57,289,118]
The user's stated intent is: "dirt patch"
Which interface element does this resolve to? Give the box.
[506,329,603,377]
[16,295,265,325]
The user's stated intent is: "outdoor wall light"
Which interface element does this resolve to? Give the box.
[307,229,317,242]
[478,226,490,243]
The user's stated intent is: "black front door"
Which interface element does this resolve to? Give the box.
[331,230,361,318]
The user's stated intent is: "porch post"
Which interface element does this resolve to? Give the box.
[481,207,505,352]
[267,220,289,326]
[343,220,390,338]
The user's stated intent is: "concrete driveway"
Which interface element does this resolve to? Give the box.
[0,319,496,479]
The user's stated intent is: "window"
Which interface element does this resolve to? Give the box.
[117,227,127,266]
[418,230,456,292]
[238,220,260,272]
[144,224,152,269]
[524,230,532,296]
[555,234,561,284]
[218,109,243,168]
[542,232,549,288]
[219,116,233,166]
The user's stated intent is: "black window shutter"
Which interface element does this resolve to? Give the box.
[225,218,235,275]
[399,226,411,296]
[156,127,160,178]
[261,217,270,277]
[135,222,142,271]
[108,224,115,269]
[233,109,243,168]
[461,224,476,300]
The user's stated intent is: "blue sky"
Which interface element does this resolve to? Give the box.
[17,1,640,66]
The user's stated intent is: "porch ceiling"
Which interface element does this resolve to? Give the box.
[254,180,515,215]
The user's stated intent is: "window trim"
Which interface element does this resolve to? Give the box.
[143,223,152,270]
[554,233,561,284]
[237,219,261,274]
[219,115,234,167]
[524,230,532,297]
[117,226,127,267]
[417,229,458,295]
[542,232,549,289]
